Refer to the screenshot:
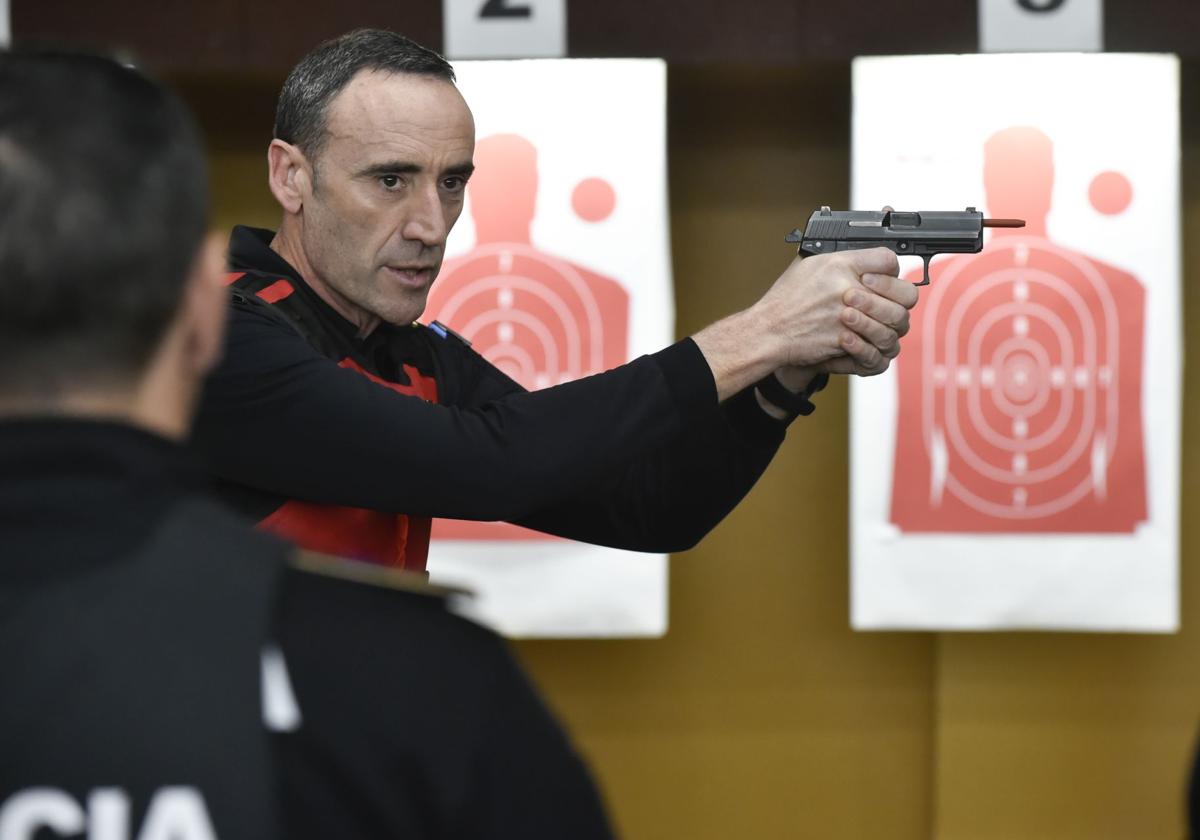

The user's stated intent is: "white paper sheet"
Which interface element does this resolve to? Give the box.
[850,54,1180,631]
[426,59,673,637]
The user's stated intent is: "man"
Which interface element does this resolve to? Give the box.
[0,51,613,839]
[192,28,917,570]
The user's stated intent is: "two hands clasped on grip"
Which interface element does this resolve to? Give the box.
[765,246,914,377]
[692,245,916,416]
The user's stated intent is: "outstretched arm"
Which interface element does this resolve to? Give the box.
[194,247,913,538]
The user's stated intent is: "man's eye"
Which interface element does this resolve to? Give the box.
[441,176,466,192]
[380,175,400,189]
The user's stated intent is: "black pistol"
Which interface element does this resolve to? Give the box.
[786,207,1025,286]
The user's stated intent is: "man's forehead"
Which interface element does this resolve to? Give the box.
[326,69,474,143]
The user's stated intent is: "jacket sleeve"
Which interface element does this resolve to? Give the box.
[447,329,788,551]
[192,303,788,549]
[512,386,785,552]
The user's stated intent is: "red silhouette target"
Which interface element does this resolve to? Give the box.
[430,242,625,388]
[890,127,1147,533]
[427,133,630,541]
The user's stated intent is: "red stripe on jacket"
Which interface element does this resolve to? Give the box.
[255,279,294,303]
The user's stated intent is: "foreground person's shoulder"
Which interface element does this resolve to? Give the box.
[288,549,468,604]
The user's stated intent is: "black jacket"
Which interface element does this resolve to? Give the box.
[0,420,613,839]
[191,226,791,569]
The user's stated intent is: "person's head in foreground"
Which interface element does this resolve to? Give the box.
[0,49,224,435]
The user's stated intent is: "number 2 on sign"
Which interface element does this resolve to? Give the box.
[481,0,531,18]
[1017,0,1067,11]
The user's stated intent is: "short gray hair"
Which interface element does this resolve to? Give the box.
[274,29,456,163]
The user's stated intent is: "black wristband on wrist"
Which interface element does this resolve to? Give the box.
[754,371,830,419]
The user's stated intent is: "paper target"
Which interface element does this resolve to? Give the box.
[850,53,1179,631]
[891,237,1146,532]
[431,242,627,390]
[421,60,672,637]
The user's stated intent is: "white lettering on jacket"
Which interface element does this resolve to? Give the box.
[0,787,217,840]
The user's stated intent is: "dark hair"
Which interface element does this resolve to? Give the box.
[0,51,209,396]
[274,29,455,163]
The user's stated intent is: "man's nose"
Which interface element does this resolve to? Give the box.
[401,184,448,247]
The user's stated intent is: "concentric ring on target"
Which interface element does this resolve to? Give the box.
[924,244,1121,507]
[950,283,1078,464]
[952,297,1094,484]
[988,336,1053,417]
[432,244,609,390]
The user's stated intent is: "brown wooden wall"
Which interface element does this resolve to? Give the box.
[13,0,1200,72]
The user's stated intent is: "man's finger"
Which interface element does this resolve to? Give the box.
[821,355,861,375]
[839,307,900,358]
[821,353,896,377]
[839,330,889,375]
[844,246,900,277]
[861,272,919,309]
[843,287,910,337]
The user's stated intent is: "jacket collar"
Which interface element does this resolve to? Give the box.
[0,418,205,579]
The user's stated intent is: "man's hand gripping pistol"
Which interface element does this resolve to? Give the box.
[786,207,1025,285]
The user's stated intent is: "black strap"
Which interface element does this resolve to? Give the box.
[754,371,829,419]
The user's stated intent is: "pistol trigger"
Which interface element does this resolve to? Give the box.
[916,256,932,287]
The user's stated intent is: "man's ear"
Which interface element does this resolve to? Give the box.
[267,139,311,215]
[181,232,229,378]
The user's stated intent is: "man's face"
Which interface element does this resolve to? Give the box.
[299,70,475,327]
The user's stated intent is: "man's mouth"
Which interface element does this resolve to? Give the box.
[383,265,436,288]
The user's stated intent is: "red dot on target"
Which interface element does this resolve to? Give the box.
[572,177,616,223]
[1088,170,1132,215]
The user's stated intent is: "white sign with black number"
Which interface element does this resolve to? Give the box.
[444,0,566,59]
[979,0,1103,52]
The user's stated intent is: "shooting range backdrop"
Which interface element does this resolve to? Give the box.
[424,58,674,638]
[850,53,1181,631]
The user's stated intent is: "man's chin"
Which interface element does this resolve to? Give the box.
[374,296,430,327]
